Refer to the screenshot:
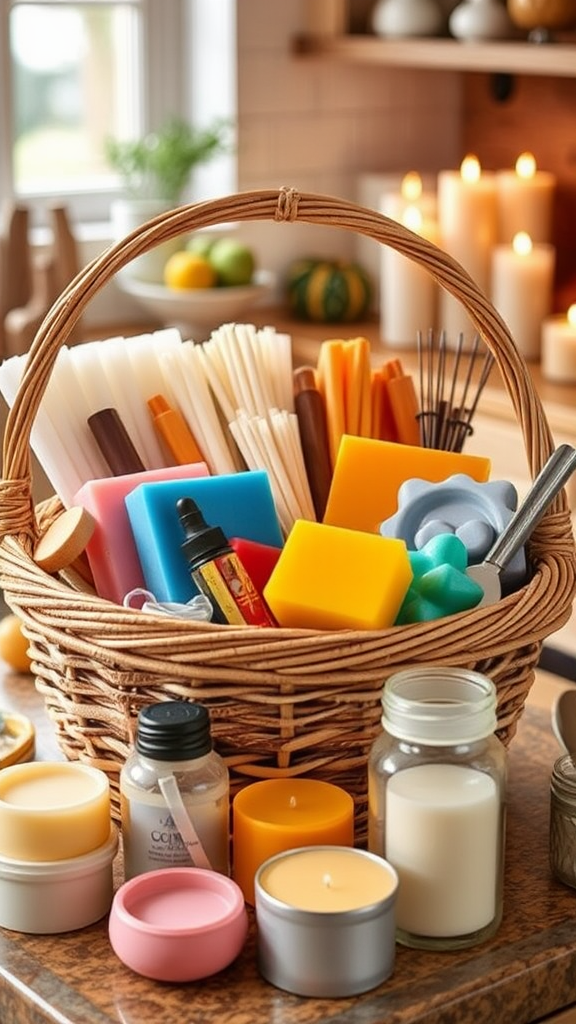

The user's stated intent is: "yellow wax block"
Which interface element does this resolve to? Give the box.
[0,761,111,862]
[323,435,492,534]
[263,520,413,631]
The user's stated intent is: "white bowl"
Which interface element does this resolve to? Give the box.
[116,269,276,340]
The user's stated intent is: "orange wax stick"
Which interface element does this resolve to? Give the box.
[383,361,420,446]
[343,340,360,435]
[370,371,383,440]
[371,368,398,443]
[147,394,204,465]
[344,338,372,438]
[316,340,346,468]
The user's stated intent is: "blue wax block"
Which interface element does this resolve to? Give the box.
[125,471,284,603]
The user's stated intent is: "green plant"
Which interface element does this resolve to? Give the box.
[105,117,231,204]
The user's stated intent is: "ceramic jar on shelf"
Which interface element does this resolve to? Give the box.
[449,0,514,39]
[371,0,444,37]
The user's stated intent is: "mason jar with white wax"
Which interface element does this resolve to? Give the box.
[368,667,507,951]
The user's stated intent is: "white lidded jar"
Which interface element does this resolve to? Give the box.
[121,701,230,881]
[368,667,507,950]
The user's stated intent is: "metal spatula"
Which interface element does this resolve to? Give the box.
[467,444,576,607]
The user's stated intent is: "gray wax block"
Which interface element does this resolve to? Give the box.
[379,474,526,592]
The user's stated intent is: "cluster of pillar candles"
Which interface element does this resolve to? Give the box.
[378,153,576,379]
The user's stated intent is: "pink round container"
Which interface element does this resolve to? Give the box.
[109,868,249,982]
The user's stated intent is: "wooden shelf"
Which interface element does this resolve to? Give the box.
[294,33,576,78]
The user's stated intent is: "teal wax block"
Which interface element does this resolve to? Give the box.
[395,534,483,625]
[125,471,284,603]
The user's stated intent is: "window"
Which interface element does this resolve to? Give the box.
[0,0,236,228]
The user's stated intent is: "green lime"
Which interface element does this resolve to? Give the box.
[209,238,255,286]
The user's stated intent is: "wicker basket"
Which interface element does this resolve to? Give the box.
[1,187,575,838]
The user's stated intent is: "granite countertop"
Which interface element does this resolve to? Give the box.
[1,673,576,1024]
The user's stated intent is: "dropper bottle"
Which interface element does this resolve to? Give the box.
[177,496,275,627]
[120,700,230,880]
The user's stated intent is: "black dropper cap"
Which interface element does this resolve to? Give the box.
[135,701,213,761]
[177,497,231,572]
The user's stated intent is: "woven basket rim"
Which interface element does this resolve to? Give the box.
[0,185,572,636]
[0,187,564,513]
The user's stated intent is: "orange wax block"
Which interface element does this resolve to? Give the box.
[323,435,491,534]
[263,519,413,631]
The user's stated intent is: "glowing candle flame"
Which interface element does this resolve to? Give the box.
[401,171,422,203]
[568,305,576,328]
[289,795,297,809]
[322,873,332,888]
[515,152,536,181]
[460,154,481,184]
[513,231,533,257]
[402,204,423,233]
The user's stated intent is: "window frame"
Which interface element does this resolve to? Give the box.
[0,0,234,229]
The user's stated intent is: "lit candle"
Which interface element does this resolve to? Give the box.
[542,305,576,382]
[491,231,555,361]
[382,171,437,223]
[255,846,398,997]
[438,155,498,347]
[380,202,439,348]
[358,171,436,309]
[496,152,556,244]
[232,778,354,905]
[0,761,111,862]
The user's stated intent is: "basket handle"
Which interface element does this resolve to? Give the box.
[0,186,562,537]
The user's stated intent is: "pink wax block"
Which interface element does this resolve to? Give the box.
[74,463,210,604]
[229,537,282,595]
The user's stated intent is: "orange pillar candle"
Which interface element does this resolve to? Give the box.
[232,779,354,905]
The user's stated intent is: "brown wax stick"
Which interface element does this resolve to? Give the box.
[88,408,146,477]
[294,367,333,520]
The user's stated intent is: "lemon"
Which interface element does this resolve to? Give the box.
[0,614,32,673]
[163,251,217,290]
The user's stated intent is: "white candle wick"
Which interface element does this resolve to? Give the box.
[322,873,332,888]
[515,151,536,181]
[289,795,297,809]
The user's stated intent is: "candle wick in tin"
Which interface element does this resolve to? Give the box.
[289,796,297,809]
[322,873,332,888]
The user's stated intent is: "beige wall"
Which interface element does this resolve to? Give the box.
[233,0,462,283]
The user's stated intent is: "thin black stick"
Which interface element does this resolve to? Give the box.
[453,345,495,452]
[416,329,426,447]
